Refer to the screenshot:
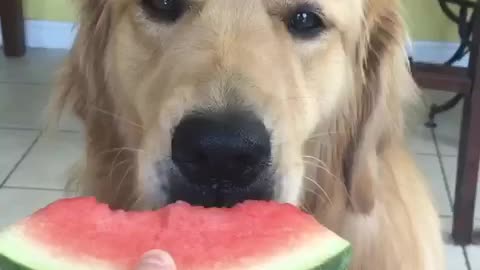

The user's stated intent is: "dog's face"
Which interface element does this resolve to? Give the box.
[106,0,363,207]
[57,0,411,211]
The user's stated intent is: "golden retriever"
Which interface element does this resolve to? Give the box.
[50,0,445,269]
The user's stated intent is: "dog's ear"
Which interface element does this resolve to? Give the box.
[48,1,139,209]
[342,0,417,214]
[49,0,112,124]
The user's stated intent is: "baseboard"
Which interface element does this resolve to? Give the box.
[0,20,78,50]
[408,41,469,67]
[0,20,470,67]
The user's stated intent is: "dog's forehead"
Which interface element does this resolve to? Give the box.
[116,0,365,30]
[114,0,365,10]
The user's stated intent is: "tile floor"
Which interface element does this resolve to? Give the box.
[0,49,479,269]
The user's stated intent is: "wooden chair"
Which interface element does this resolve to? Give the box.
[0,0,26,57]
[411,0,480,245]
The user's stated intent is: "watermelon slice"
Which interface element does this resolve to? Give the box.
[0,197,351,270]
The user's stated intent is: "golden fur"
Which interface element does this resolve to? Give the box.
[50,0,445,269]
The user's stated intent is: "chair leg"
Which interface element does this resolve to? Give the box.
[452,86,480,245]
[1,0,26,57]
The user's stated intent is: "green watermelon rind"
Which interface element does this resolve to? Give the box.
[1,254,33,270]
[248,233,352,270]
[0,223,351,270]
[0,247,351,270]
[0,225,118,270]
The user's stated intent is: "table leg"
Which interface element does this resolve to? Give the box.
[1,0,26,57]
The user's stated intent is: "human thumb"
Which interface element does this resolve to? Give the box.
[136,250,176,270]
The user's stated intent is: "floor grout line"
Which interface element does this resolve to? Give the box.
[431,128,472,270]
[416,152,445,157]
[48,129,83,134]
[462,247,473,270]
[439,214,480,221]
[0,132,42,189]
[439,153,460,158]
[0,126,81,134]
[0,126,41,131]
[1,186,65,192]
[0,81,52,87]
[431,129,455,210]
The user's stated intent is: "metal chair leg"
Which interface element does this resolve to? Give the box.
[425,94,464,128]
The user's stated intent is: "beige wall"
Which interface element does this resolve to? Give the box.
[402,0,459,42]
[24,0,76,22]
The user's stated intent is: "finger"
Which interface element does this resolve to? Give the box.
[137,250,176,270]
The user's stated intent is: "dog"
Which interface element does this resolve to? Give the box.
[50,0,445,269]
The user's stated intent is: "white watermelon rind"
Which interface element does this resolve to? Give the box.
[0,223,351,270]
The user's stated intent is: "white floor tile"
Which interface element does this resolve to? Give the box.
[445,245,468,270]
[0,83,52,129]
[0,188,64,229]
[5,132,84,190]
[422,89,462,156]
[0,49,67,84]
[406,123,437,155]
[442,156,480,220]
[404,100,437,155]
[57,111,83,132]
[415,154,452,216]
[0,130,39,182]
[422,89,455,108]
[441,218,469,270]
[434,111,462,157]
[468,245,480,270]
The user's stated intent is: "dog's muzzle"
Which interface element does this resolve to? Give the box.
[167,110,274,207]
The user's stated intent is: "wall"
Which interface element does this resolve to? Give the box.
[23,0,459,42]
[24,0,76,22]
[402,0,458,42]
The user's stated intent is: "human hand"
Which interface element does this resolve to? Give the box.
[136,250,176,270]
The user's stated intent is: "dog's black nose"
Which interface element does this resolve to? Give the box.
[171,111,271,188]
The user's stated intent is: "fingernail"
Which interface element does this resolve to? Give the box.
[138,250,176,270]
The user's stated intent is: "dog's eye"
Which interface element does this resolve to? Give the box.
[142,0,186,23]
[288,10,325,38]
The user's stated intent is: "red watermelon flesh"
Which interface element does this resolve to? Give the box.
[0,197,351,270]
